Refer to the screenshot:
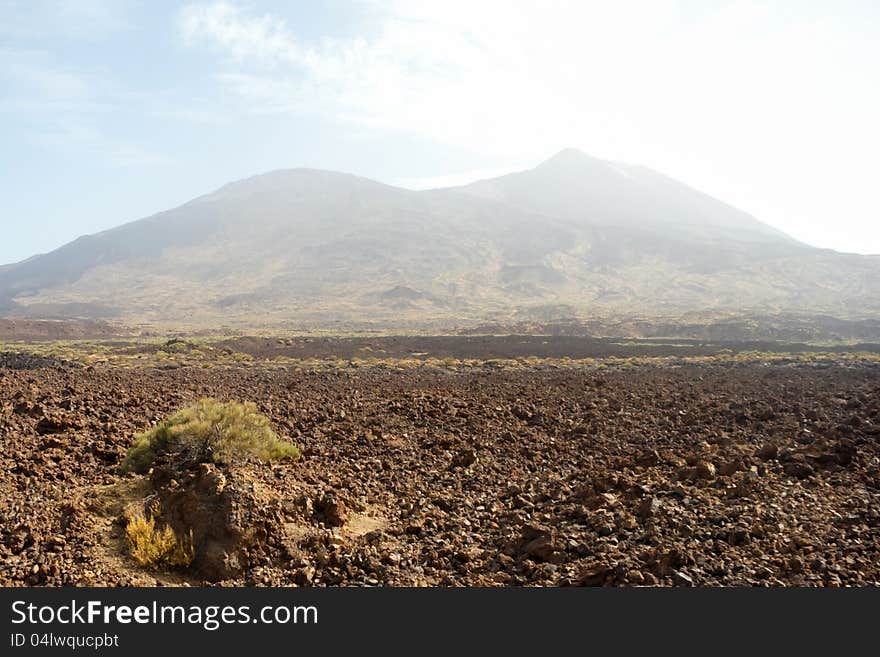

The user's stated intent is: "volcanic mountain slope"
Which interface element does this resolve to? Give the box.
[1,149,878,326]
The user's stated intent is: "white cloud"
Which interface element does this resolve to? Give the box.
[176,1,880,252]
[179,2,300,64]
[174,1,678,159]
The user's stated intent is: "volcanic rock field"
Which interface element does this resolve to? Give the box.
[1,344,879,587]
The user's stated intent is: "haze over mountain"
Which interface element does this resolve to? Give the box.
[2,149,878,328]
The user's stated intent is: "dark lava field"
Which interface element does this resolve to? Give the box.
[1,352,879,587]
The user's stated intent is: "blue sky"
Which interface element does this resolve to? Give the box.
[2,0,879,265]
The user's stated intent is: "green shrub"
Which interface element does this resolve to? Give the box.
[122,398,300,473]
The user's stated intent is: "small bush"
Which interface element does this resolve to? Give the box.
[125,502,194,569]
[122,398,300,473]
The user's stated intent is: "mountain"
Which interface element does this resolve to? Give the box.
[2,149,879,328]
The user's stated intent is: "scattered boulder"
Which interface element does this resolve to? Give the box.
[315,493,349,527]
[520,523,557,562]
[755,444,778,460]
[636,496,662,519]
[576,563,612,586]
[783,461,815,479]
[696,460,716,480]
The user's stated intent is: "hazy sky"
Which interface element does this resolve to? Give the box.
[2,0,879,265]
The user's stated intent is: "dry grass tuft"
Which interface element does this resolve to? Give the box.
[125,502,194,569]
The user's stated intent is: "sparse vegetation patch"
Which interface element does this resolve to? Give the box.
[122,398,300,473]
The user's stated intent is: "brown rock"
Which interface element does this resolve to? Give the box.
[35,417,68,435]
[293,566,316,586]
[672,570,694,587]
[727,528,751,546]
[451,448,477,468]
[718,459,743,476]
[675,466,698,481]
[317,495,349,527]
[520,523,557,562]
[695,460,716,480]
[521,523,552,542]
[636,496,662,519]
[783,462,814,479]
[626,569,646,585]
[576,563,612,587]
[523,536,556,562]
[588,492,619,509]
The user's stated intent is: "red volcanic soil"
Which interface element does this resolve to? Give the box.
[1,359,878,586]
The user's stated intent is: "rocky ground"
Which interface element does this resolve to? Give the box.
[0,318,132,341]
[176,334,880,360]
[1,354,878,587]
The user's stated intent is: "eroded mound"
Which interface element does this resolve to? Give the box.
[147,462,285,581]
[117,398,300,581]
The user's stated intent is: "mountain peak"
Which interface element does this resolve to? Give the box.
[197,167,397,204]
[539,148,602,169]
[2,150,875,325]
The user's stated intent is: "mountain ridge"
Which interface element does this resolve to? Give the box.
[2,149,878,327]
